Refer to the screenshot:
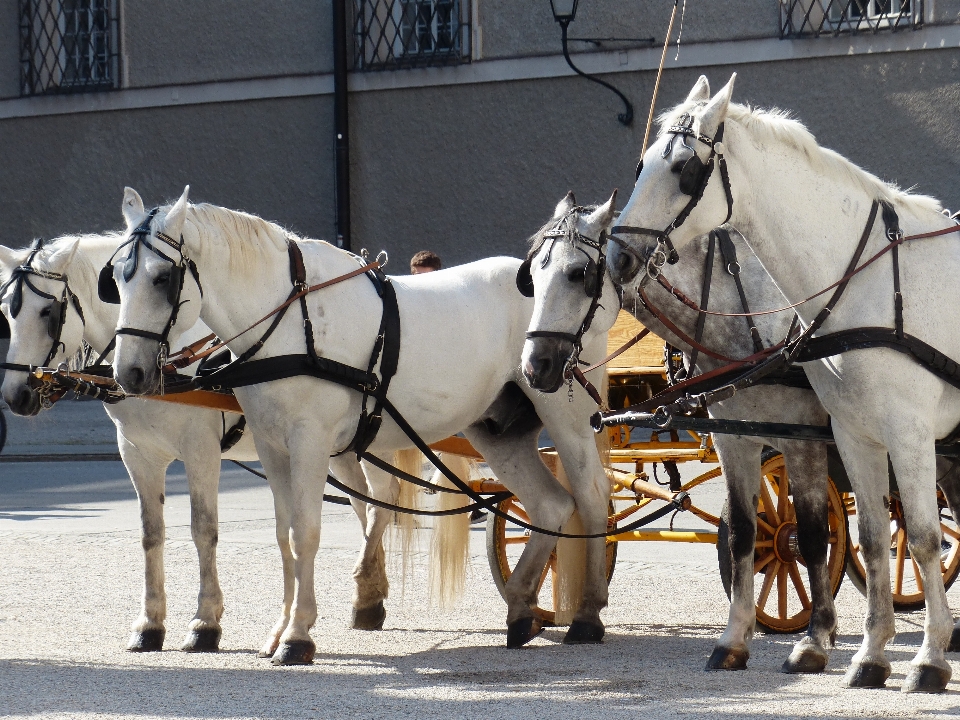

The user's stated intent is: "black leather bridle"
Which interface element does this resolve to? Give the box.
[516,207,611,374]
[0,237,85,371]
[610,112,734,282]
[98,207,202,368]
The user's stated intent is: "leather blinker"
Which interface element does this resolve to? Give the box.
[46,299,64,340]
[98,264,121,304]
[583,258,598,297]
[678,154,709,196]
[166,264,183,306]
[516,259,534,297]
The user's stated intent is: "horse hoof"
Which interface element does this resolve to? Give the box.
[351,601,386,630]
[948,626,960,653]
[563,620,604,644]
[181,627,221,653]
[506,617,544,649]
[843,661,890,688]
[781,649,828,674]
[271,640,315,665]
[705,645,748,671]
[902,663,952,694]
[127,628,165,652]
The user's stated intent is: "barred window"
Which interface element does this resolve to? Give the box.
[19,0,119,96]
[353,0,471,71]
[781,0,922,38]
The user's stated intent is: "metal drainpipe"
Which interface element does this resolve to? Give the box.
[333,0,351,251]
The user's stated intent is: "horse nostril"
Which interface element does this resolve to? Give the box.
[17,388,33,409]
[130,366,145,387]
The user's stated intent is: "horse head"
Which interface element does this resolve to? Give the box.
[608,73,737,286]
[113,186,203,395]
[0,239,83,415]
[520,190,619,393]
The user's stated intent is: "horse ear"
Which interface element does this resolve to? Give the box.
[163,185,191,237]
[685,75,710,104]
[122,187,145,228]
[552,191,576,219]
[584,189,618,232]
[699,73,736,138]
[0,245,21,274]
[43,239,80,274]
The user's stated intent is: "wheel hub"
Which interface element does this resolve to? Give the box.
[774,522,802,563]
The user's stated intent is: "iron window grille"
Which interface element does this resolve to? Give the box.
[353,0,470,71]
[781,0,923,38]
[19,0,119,96]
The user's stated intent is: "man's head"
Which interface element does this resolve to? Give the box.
[410,250,441,274]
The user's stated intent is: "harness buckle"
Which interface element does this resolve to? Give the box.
[375,250,389,268]
[726,261,741,276]
[887,228,904,242]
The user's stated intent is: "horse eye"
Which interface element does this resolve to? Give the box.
[153,273,170,286]
[39,307,50,318]
[567,267,585,283]
[670,160,685,174]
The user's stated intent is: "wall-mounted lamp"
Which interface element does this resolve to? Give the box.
[550,0,645,126]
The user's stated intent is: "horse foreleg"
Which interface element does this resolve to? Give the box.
[270,435,332,665]
[119,438,172,652]
[708,439,761,671]
[465,422,576,648]
[782,441,836,674]
[891,438,953,693]
[341,456,393,630]
[180,446,224,652]
[254,444,294,660]
[546,423,611,645]
[833,427,895,688]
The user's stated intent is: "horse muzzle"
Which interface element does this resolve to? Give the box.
[521,338,573,393]
[115,361,161,396]
[2,381,41,417]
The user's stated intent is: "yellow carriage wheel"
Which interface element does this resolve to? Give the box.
[719,451,849,634]
[485,496,618,626]
[844,491,960,611]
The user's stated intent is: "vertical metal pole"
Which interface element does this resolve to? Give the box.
[333,0,351,251]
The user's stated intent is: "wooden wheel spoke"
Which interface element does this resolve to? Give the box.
[757,559,780,609]
[894,528,907,596]
[941,524,960,541]
[504,536,528,546]
[760,478,781,527]
[777,562,788,618]
[912,555,924,593]
[787,562,811,609]
[754,551,776,575]
[511,506,531,524]
[536,556,555,594]
[775,469,789,521]
[756,516,777,537]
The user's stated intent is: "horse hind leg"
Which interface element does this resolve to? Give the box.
[342,456,393,631]
[935,457,960,652]
[708,439,761,671]
[780,441,836,674]
[891,439,953,693]
[119,439,172,652]
[180,447,225,652]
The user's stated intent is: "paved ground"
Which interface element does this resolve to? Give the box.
[4,400,960,718]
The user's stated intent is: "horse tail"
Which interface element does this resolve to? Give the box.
[391,448,424,593]
[554,458,586,626]
[429,453,473,608]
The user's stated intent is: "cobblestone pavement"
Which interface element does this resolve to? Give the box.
[3,403,960,718]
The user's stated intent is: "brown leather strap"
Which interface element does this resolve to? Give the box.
[639,288,746,363]
[162,259,380,371]
[656,217,960,319]
[581,328,651,373]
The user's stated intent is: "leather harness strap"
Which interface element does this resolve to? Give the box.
[714,227,764,354]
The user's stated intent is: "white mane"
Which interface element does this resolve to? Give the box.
[175,203,326,275]
[1,232,123,290]
[658,100,943,216]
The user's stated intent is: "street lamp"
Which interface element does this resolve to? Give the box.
[550,0,636,126]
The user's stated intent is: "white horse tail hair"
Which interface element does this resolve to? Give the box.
[429,453,473,608]
[554,458,586,626]
[390,448,424,593]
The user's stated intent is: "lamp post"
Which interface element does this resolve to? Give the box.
[550,0,635,126]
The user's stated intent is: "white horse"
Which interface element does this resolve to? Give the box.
[607,74,960,692]
[0,233,259,652]
[521,192,841,673]
[108,187,615,664]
